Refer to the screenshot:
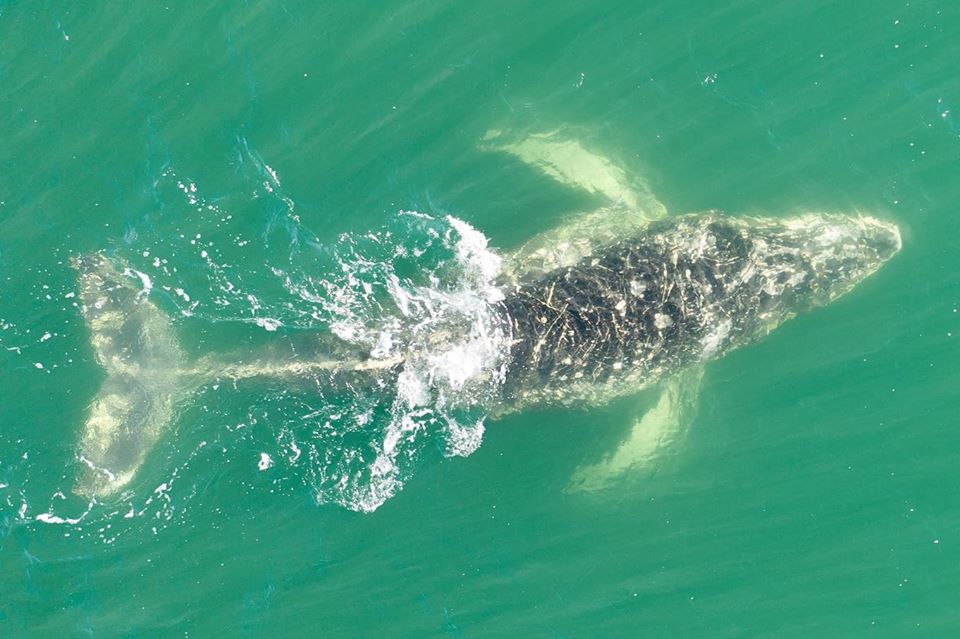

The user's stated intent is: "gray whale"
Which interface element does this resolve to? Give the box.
[69,131,902,501]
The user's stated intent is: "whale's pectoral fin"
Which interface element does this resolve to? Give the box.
[72,253,185,499]
[567,367,704,493]
[481,128,668,281]
[480,128,666,216]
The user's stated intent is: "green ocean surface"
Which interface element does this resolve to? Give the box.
[1,1,958,637]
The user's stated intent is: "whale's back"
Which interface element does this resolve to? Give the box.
[498,213,900,412]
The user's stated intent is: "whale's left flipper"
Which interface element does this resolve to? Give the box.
[481,128,667,281]
[567,368,704,493]
[480,128,665,215]
[72,253,185,498]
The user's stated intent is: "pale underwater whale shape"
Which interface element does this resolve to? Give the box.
[70,131,901,500]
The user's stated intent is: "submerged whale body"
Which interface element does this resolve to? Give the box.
[68,132,902,508]
[498,213,900,412]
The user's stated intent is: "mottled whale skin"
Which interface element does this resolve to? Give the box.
[497,212,901,413]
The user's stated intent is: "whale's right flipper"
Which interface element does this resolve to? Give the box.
[481,128,667,281]
[72,253,185,499]
[566,367,704,493]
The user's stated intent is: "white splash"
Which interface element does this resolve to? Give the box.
[123,267,153,298]
[254,317,282,332]
[258,453,274,471]
[304,214,511,513]
[35,512,84,525]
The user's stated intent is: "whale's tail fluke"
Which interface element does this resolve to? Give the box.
[70,254,404,499]
[71,253,185,499]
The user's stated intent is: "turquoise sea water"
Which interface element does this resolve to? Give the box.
[2,2,959,636]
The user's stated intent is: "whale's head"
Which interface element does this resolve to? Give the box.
[749,213,900,307]
[688,212,901,339]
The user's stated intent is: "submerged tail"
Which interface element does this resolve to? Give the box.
[71,254,403,499]
[72,253,185,498]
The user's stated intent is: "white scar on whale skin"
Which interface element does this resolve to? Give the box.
[69,131,901,507]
